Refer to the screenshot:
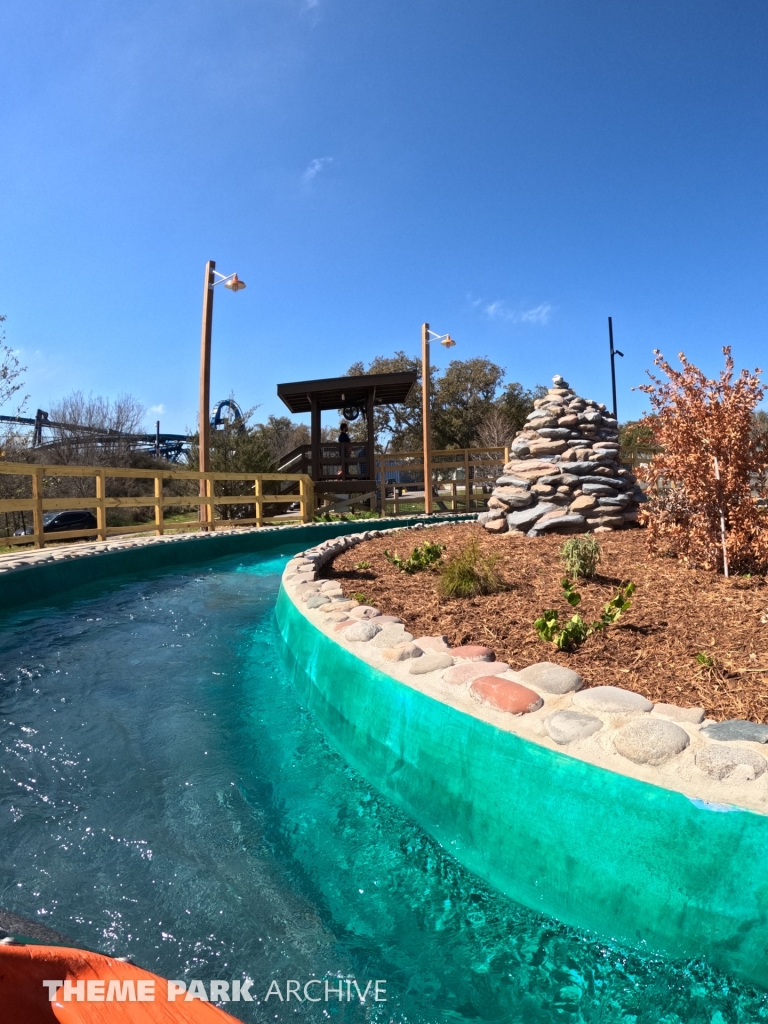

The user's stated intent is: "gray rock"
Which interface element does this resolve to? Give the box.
[564,462,603,475]
[582,483,619,496]
[413,636,450,654]
[477,509,505,525]
[573,686,653,714]
[546,710,603,745]
[382,642,422,662]
[535,428,572,439]
[701,720,768,744]
[506,503,558,530]
[492,488,535,510]
[529,513,587,534]
[596,494,632,508]
[696,745,767,782]
[613,718,689,766]
[409,653,454,675]
[538,473,580,487]
[371,625,414,648]
[495,476,531,489]
[342,621,382,642]
[306,594,330,609]
[581,475,629,488]
[349,605,382,620]
[516,662,583,694]
[651,703,705,725]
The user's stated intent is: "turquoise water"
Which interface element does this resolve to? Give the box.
[0,549,766,1023]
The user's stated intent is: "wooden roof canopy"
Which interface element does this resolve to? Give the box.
[276,371,417,414]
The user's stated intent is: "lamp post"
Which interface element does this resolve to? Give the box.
[199,260,246,527]
[608,316,624,421]
[421,322,456,515]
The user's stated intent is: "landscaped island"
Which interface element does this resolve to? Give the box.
[277,509,768,989]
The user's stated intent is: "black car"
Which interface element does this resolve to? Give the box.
[14,510,98,536]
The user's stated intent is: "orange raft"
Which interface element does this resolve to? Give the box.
[0,943,242,1024]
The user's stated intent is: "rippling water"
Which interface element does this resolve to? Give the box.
[0,549,766,1022]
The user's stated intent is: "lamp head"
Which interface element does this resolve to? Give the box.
[440,335,456,349]
[225,274,246,292]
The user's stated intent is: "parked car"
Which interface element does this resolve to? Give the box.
[14,510,98,536]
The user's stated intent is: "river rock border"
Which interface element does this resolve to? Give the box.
[283,523,768,816]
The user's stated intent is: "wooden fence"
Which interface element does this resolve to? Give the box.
[0,463,314,548]
[375,446,509,516]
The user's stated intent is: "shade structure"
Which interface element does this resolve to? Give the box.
[276,371,418,504]
[276,371,417,414]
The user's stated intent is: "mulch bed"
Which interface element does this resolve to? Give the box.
[321,523,768,723]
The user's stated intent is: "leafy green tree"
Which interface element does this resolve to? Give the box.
[251,414,310,466]
[347,351,544,452]
[496,382,548,436]
[432,357,505,449]
[619,418,659,449]
[347,352,427,451]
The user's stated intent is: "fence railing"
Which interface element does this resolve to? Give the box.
[0,463,314,548]
[374,446,509,516]
[620,444,663,470]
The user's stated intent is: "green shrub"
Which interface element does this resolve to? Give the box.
[437,538,504,598]
[560,536,602,580]
[534,578,635,650]
[384,541,445,574]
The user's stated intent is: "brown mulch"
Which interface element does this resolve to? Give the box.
[321,523,768,723]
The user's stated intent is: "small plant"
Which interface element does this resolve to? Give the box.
[437,538,504,598]
[352,592,368,604]
[534,578,636,651]
[354,560,371,570]
[560,536,602,579]
[384,541,445,574]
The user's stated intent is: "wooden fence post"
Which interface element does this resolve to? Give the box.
[206,477,215,530]
[154,473,164,536]
[254,477,263,527]
[95,470,107,541]
[31,468,44,549]
[299,476,312,524]
[464,450,470,512]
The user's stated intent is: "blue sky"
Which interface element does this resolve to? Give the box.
[1,0,767,433]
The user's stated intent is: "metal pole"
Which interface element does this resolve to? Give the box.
[199,260,216,527]
[155,420,160,457]
[608,316,618,420]
[421,322,432,515]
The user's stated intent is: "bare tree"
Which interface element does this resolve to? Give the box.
[475,406,517,448]
[0,313,28,414]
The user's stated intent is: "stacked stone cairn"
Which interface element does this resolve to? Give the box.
[479,374,645,536]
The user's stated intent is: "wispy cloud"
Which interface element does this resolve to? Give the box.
[517,303,552,325]
[302,156,333,184]
[150,404,165,414]
[471,297,553,326]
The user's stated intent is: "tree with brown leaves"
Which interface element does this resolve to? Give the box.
[638,347,768,574]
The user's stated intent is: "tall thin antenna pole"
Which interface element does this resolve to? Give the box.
[608,316,624,421]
